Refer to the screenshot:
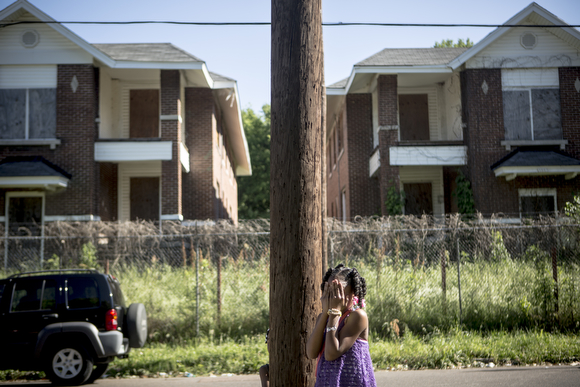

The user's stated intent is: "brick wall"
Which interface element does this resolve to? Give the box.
[183,87,214,220]
[345,93,380,217]
[460,68,580,216]
[560,67,580,158]
[0,64,98,217]
[213,106,239,223]
[160,70,182,218]
[327,105,348,219]
[99,162,117,221]
[377,75,400,215]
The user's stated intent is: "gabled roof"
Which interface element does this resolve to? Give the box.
[449,2,580,69]
[491,149,580,181]
[0,0,115,67]
[355,48,468,67]
[0,156,71,178]
[0,156,71,189]
[92,43,204,63]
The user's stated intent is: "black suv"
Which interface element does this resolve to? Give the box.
[0,269,147,385]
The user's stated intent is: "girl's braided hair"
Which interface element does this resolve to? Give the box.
[321,264,367,309]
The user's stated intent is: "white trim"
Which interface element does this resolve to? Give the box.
[494,165,580,180]
[390,145,467,166]
[44,215,101,222]
[94,141,172,162]
[0,139,61,149]
[0,176,69,189]
[160,114,183,123]
[160,214,183,221]
[180,142,190,173]
[379,125,399,131]
[369,148,380,177]
[501,140,567,150]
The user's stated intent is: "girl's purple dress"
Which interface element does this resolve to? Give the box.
[315,312,377,387]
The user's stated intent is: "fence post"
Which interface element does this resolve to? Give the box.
[457,238,462,327]
[441,248,446,314]
[195,237,200,338]
[551,245,559,323]
[216,241,221,328]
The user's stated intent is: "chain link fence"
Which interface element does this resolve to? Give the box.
[1,215,579,340]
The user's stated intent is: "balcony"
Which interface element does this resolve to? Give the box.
[94,139,172,162]
[389,141,467,166]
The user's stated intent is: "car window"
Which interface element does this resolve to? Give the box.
[11,279,57,312]
[108,277,126,308]
[0,283,5,303]
[66,277,100,309]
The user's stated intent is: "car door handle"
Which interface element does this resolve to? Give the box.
[42,313,58,319]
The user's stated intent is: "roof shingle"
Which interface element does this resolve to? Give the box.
[92,43,204,63]
[355,47,469,67]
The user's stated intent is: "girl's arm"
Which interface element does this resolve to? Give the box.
[306,285,330,359]
[324,281,368,361]
[324,309,368,361]
[306,312,327,359]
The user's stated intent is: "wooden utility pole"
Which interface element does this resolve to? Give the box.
[270,0,323,385]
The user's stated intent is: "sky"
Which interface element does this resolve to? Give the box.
[1,0,580,115]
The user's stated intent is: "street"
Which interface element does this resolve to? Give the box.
[1,366,579,387]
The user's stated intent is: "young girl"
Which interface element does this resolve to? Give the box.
[306,264,376,387]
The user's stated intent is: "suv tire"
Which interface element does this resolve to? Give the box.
[127,303,147,348]
[44,344,93,386]
[84,363,109,384]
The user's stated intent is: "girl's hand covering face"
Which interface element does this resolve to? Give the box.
[329,279,347,310]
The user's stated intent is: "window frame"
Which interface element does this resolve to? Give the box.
[0,87,57,140]
[518,188,557,217]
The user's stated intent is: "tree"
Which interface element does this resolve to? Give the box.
[238,105,271,219]
[434,38,474,48]
[271,0,323,385]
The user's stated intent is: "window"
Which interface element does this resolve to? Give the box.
[503,89,562,140]
[0,88,56,139]
[519,188,556,217]
[11,279,56,312]
[399,94,429,141]
[372,87,379,148]
[66,277,100,309]
[502,69,562,141]
[341,190,347,223]
[337,114,344,153]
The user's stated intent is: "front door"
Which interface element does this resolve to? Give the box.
[130,177,159,221]
[404,183,433,216]
[399,94,430,141]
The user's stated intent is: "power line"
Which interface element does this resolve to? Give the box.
[1,20,580,28]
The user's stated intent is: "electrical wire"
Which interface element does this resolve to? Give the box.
[1,20,579,28]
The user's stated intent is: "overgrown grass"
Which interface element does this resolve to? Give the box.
[4,330,577,381]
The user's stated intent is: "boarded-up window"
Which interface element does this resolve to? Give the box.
[0,89,56,139]
[8,197,42,236]
[503,88,562,140]
[130,177,159,221]
[521,195,555,217]
[399,94,429,141]
[29,89,56,138]
[404,183,433,216]
[130,89,159,138]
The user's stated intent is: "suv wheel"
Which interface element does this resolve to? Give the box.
[127,303,148,348]
[84,363,109,384]
[44,345,93,386]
